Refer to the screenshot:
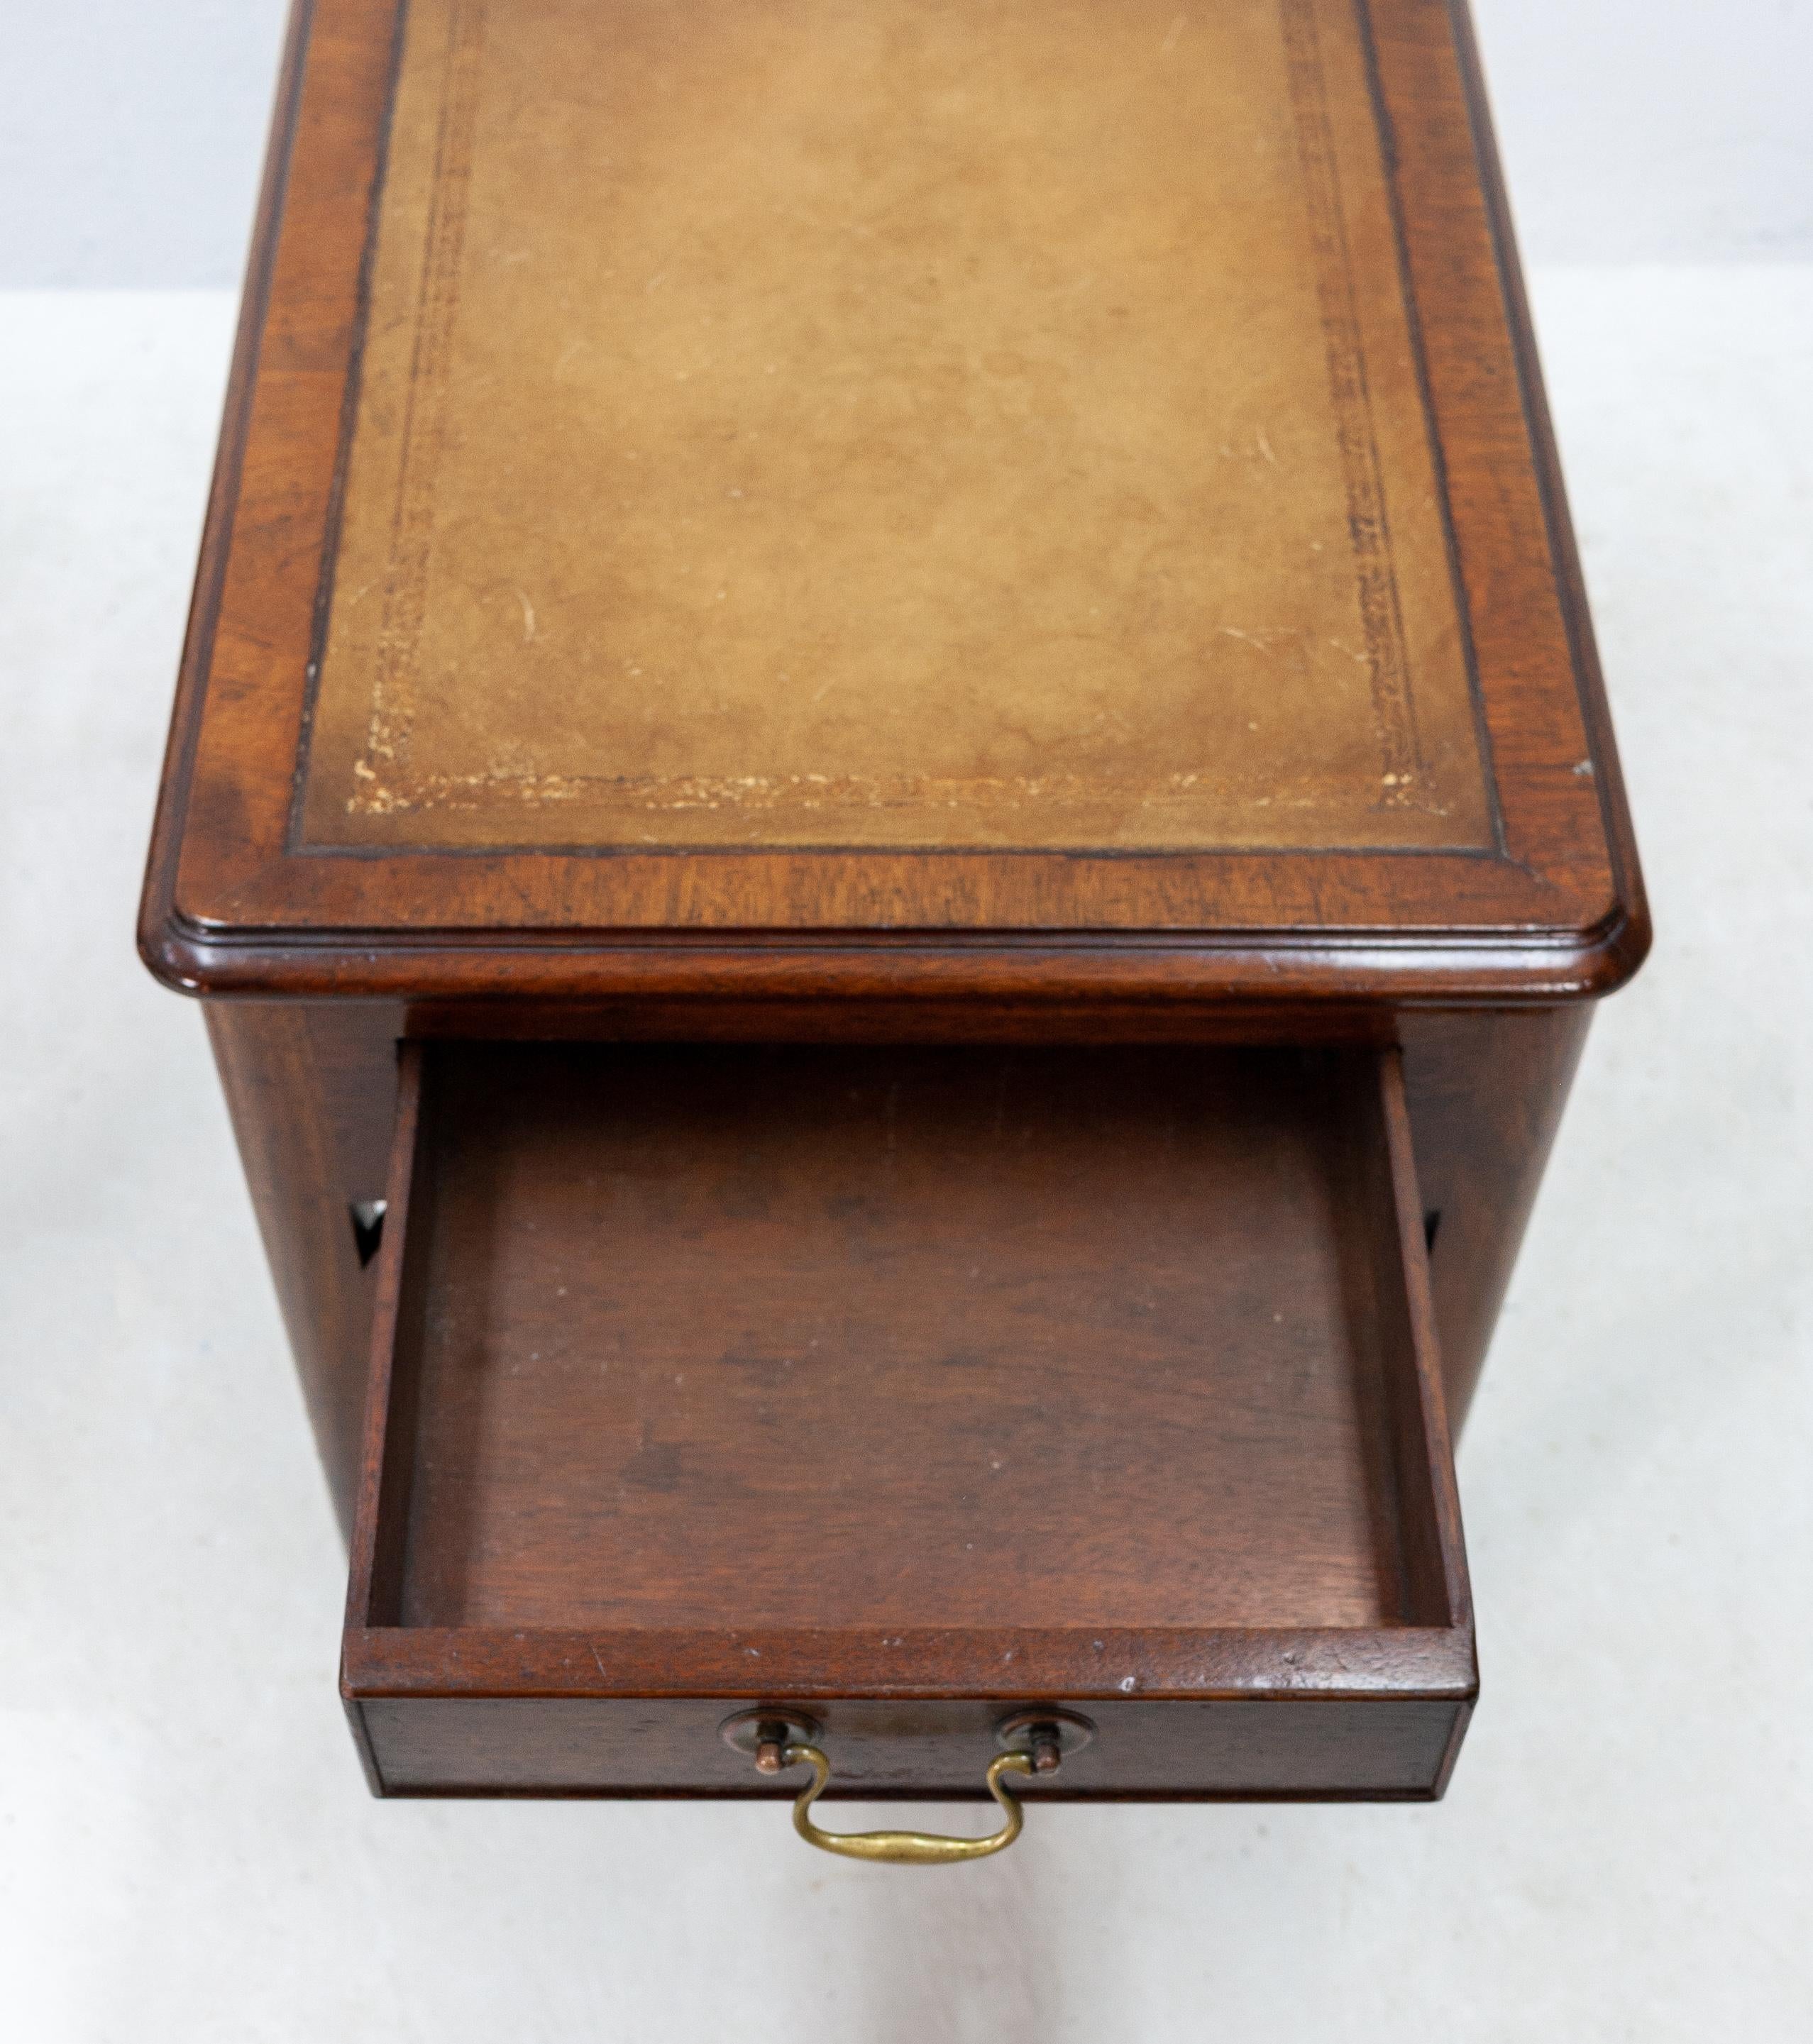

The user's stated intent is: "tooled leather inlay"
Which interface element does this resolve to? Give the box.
[297,0,1494,853]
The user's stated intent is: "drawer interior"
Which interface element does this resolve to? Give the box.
[346,1040,1471,1798]
[363,1041,1454,1631]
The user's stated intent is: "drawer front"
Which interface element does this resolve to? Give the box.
[343,1041,1473,1803]
[351,1697,1468,1801]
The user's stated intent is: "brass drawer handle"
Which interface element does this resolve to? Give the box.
[783,1742,1033,1865]
[718,1710,1093,1865]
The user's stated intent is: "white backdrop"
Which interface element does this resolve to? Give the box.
[0,0,1809,282]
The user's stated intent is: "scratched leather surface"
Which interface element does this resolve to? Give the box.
[299,0,1494,853]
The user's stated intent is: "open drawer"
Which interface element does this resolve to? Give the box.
[343,1041,1473,1809]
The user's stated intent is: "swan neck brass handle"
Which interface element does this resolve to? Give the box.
[718,1708,1092,1862]
[785,1742,1034,1865]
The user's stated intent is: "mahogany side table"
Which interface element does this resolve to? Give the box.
[142,0,1646,1852]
